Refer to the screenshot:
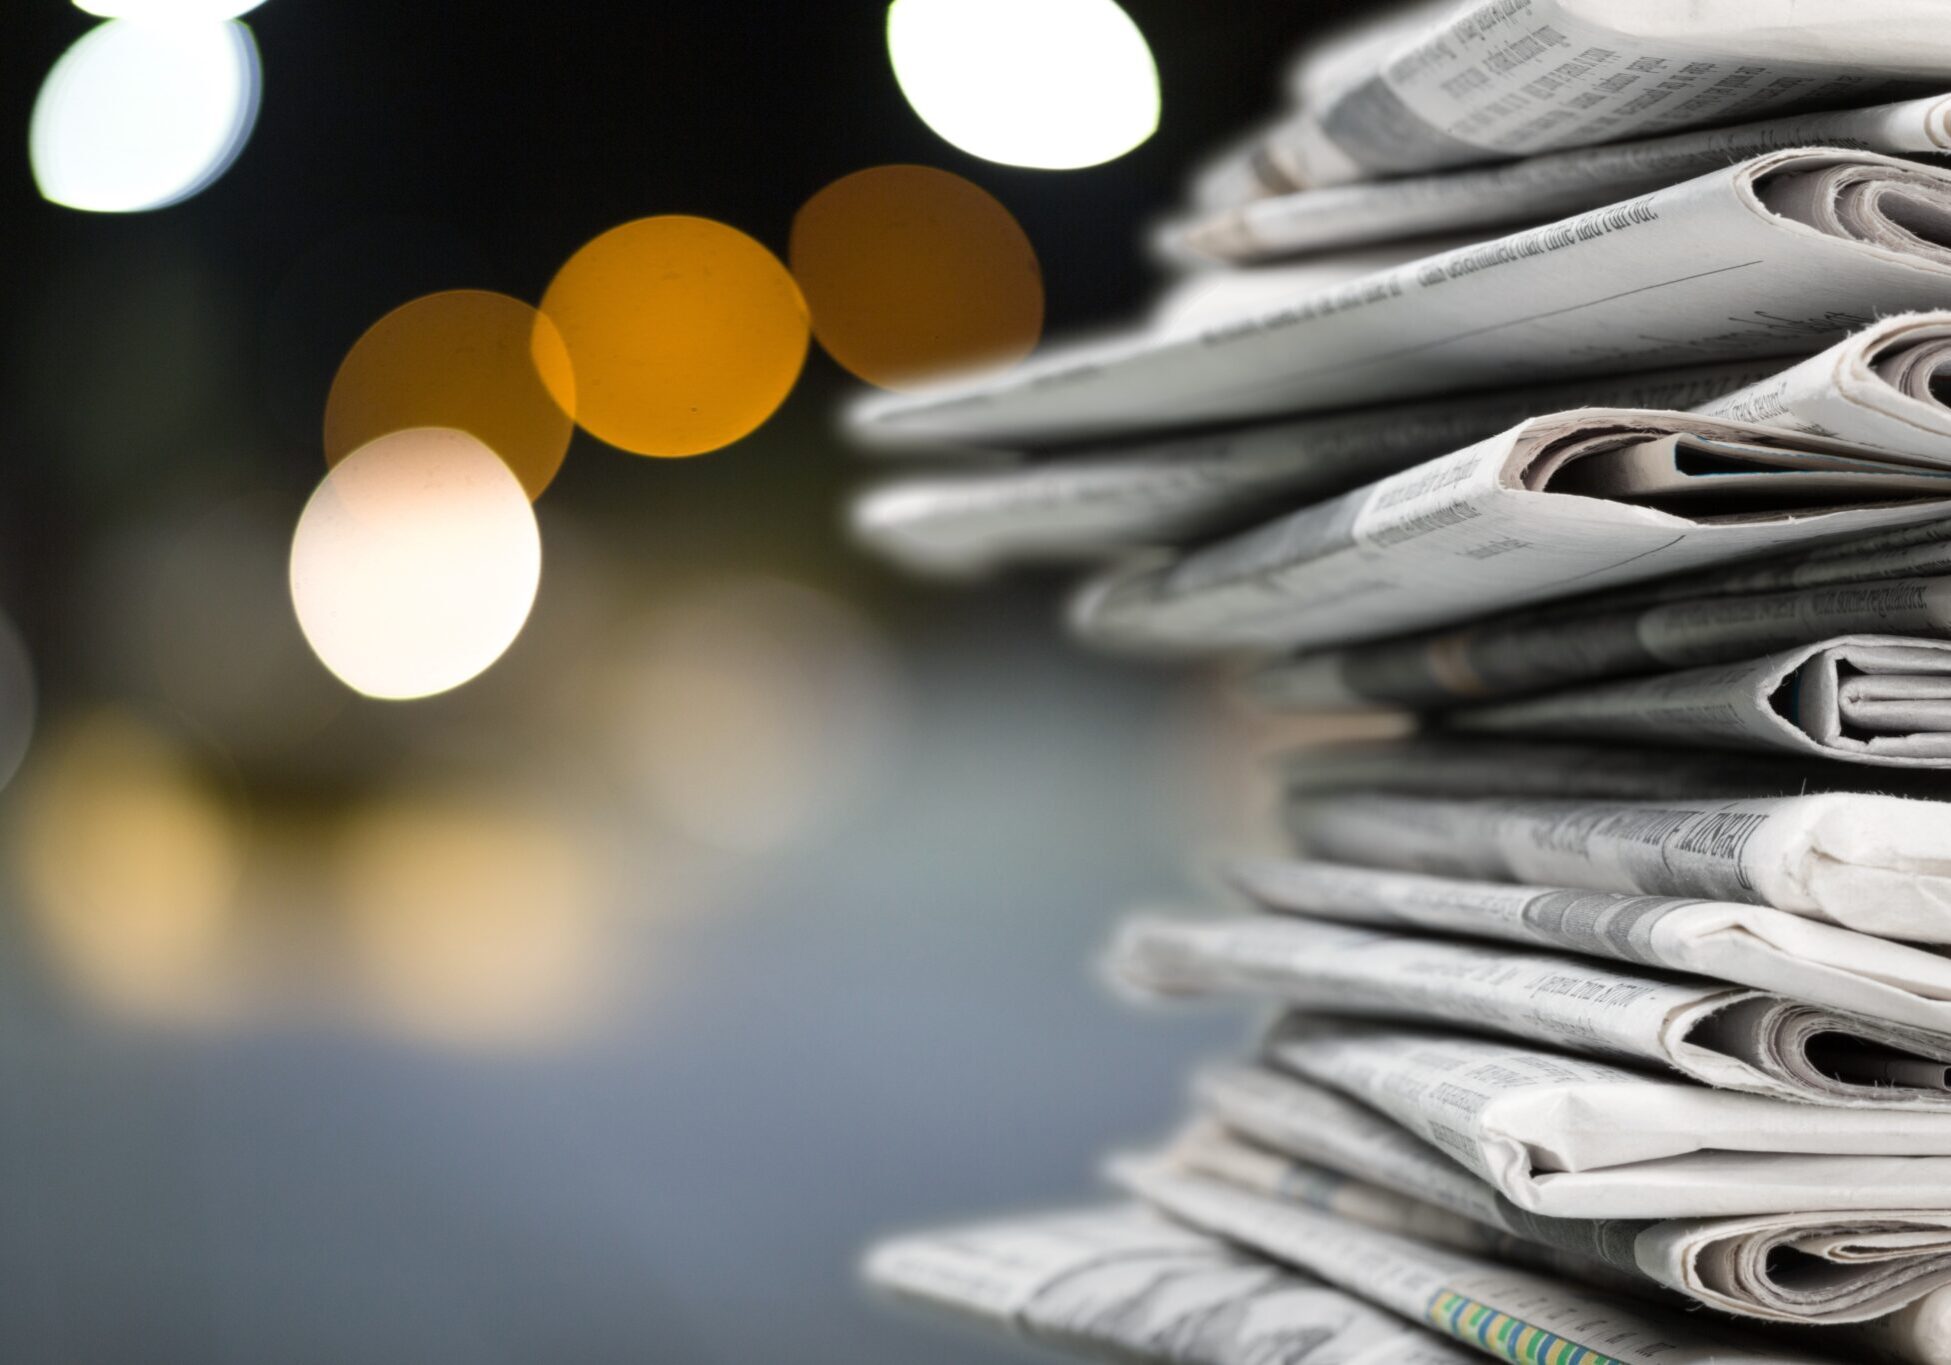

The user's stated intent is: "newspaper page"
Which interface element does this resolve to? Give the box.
[858,310,1951,577]
[1175,94,1951,261]
[1253,576,1951,713]
[1187,1077,1951,1327]
[1227,858,1951,1035]
[849,363,1775,574]
[1113,1158,1818,1363]
[1161,1121,1645,1297]
[1276,736,1912,801]
[1272,0,1951,187]
[1256,1014,1951,1224]
[864,1203,1478,1365]
[853,150,1951,446]
[1445,635,1951,765]
[1068,411,1951,657]
[1262,1015,1951,1218]
[1696,312,1951,465]
[1110,913,1951,1107]
[1283,789,1951,942]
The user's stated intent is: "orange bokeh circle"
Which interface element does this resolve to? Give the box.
[539,216,809,458]
[790,164,1042,391]
[323,289,576,500]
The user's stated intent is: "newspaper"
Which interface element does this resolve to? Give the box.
[1253,576,1951,712]
[1161,1119,1643,1297]
[863,1203,1478,1365]
[1267,0,1951,187]
[853,150,1951,446]
[1195,1064,1951,1326]
[849,363,1776,573]
[1228,858,1951,1035]
[1276,736,1905,801]
[1175,94,1951,261]
[1263,1015,1951,1217]
[1284,789,1951,942]
[1111,913,1951,1107]
[1068,411,1951,657]
[859,310,1951,576]
[1113,1157,1819,1363]
[1445,634,1951,766]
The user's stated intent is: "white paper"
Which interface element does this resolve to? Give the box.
[1447,634,1951,766]
[864,1203,1477,1364]
[1177,94,1951,260]
[1264,1016,1951,1218]
[1069,411,1951,657]
[854,151,1951,445]
[1284,788,1951,942]
[1113,912,1951,1107]
[1279,0,1951,186]
[1115,1156,1819,1361]
[1229,858,1951,1036]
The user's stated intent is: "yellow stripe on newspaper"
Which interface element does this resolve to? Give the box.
[1426,1289,1627,1365]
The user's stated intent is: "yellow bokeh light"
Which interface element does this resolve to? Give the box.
[30,19,261,213]
[289,427,542,700]
[791,165,1043,390]
[886,0,1159,170]
[538,216,809,458]
[11,712,245,1020]
[325,290,576,500]
[335,793,606,1047]
[598,579,906,854]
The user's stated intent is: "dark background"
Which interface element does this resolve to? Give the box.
[0,3,1356,1360]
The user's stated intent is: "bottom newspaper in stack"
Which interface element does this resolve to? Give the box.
[866,739,1951,1365]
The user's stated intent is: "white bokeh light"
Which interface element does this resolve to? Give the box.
[74,0,269,17]
[30,18,261,213]
[290,428,542,701]
[886,0,1159,170]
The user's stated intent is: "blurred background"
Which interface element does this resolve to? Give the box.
[0,2,1358,1359]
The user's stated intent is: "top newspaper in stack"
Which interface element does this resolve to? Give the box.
[1199,0,1951,195]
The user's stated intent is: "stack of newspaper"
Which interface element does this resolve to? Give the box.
[849,3,1951,1362]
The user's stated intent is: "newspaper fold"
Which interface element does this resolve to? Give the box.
[1228,859,1951,1036]
[855,151,1951,445]
[856,312,1951,575]
[1262,1016,1951,1218]
[1258,0,1951,188]
[1195,1064,1951,1326]
[1284,789,1951,942]
[849,364,1774,573]
[1445,635,1951,765]
[1176,94,1951,261]
[1069,411,1951,656]
[863,1203,1477,1365]
[1112,913,1951,1107]
[1113,1157,1820,1363]
[1276,736,1890,801]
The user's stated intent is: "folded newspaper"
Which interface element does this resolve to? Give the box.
[856,312,1951,577]
[1444,634,1951,765]
[1177,93,1951,262]
[849,363,1772,573]
[1227,858,1951,1034]
[864,1203,1478,1364]
[1111,913,1951,1107]
[1284,789,1951,941]
[1070,411,1951,656]
[855,150,1951,445]
[1111,1156,1829,1363]
[1195,1064,1951,1326]
[1259,1015,1951,1218]
[1276,735,1905,801]
[1215,0,1951,192]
